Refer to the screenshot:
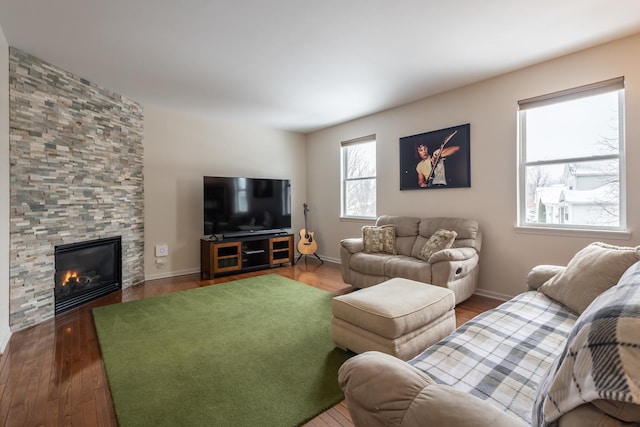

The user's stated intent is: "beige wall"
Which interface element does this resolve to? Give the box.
[143,107,307,280]
[307,33,640,299]
[0,24,11,351]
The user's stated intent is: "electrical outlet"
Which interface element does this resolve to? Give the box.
[155,244,169,257]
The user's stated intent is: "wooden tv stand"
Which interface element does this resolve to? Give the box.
[200,233,294,279]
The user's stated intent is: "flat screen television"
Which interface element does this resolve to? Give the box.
[204,176,292,238]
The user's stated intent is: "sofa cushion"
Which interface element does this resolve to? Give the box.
[376,215,420,237]
[593,399,640,423]
[376,216,419,256]
[419,229,457,261]
[540,242,640,314]
[384,256,432,283]
[557,403,635,427]
[350,252,388,276]
[534,261,640,426]
[417,217,482,252]
[362,225,397,254]
[395,235,419,257]
[526,265,566,290]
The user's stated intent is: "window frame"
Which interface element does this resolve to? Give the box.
[340,135,377,219]
[517,77,627,233]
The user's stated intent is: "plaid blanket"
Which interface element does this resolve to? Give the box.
[533,261,640,426]
[409,291,577,424]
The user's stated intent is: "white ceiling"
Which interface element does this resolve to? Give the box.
[2,1,640,134]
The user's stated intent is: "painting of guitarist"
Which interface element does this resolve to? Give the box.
[400,124,470,190]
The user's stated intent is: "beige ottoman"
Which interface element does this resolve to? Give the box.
[331,278,455,361]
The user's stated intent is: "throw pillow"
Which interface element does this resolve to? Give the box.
[362,225,397,254]
[540,242,640,314]
[533,260,640,425]
[420,229,457,261]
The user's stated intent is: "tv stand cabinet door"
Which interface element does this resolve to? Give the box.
[269,235,294,265]
[212,241,242,274]
[201,239,242,278]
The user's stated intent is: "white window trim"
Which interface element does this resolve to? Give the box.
[516,77,627,234]
[514,225,631,241]
[340,135,376,219]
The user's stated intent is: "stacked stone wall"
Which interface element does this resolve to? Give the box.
[8,47,144,331]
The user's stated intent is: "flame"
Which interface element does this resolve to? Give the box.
[62,271,79,286]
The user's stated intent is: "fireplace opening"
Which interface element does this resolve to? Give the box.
[54,236,122,314]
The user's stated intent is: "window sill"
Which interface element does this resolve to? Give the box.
[340,216,376,222]
[514,225,631,240]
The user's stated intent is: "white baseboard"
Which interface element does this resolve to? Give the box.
[145,268,200,282]
[320,256,340,264]
[145,257,340,282]
[298,254,339,265]
[0,326,12,354]
[473,288,513,302]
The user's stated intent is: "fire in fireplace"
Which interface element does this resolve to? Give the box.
[54,236,122,314]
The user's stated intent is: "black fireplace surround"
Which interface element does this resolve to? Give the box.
[54,236,122,314]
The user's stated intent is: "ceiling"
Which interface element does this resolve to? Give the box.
[2,1,640,134]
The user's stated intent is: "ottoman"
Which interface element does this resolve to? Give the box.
[331,278,455,361]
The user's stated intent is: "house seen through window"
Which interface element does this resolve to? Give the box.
[341,135,376,218]
[518,77,625,230]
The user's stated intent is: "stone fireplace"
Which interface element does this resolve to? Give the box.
[8,47,145,331]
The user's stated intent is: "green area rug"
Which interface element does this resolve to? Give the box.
[92,274,352,427]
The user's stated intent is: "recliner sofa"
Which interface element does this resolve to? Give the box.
[340,216,482,303]
[338,242,640,427]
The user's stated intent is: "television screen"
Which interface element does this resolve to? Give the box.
[204,176,292,237]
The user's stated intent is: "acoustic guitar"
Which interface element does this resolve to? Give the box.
[298,203,318,255]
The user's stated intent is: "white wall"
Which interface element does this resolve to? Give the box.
[143,107,306,280]
[307,33,640,299]
[0,24,11,351]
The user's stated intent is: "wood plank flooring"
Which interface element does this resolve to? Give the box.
[0,262,501,427]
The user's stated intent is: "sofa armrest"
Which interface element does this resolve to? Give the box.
[341,238,364,254]
[558,402,638,427]
[403,384,527,427]
[428,247,476,263]
[428,248,479,288]
[338,351,526,427]
[340,238,364,285]
[526,264,565,290]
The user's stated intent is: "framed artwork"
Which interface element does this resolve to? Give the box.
[399,123,470,190]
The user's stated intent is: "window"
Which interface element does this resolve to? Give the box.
[341,135,376,218]
[235,178,248,213]
[518,77,625,231]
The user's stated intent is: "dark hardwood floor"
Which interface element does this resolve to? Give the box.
[0,262,501,427]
